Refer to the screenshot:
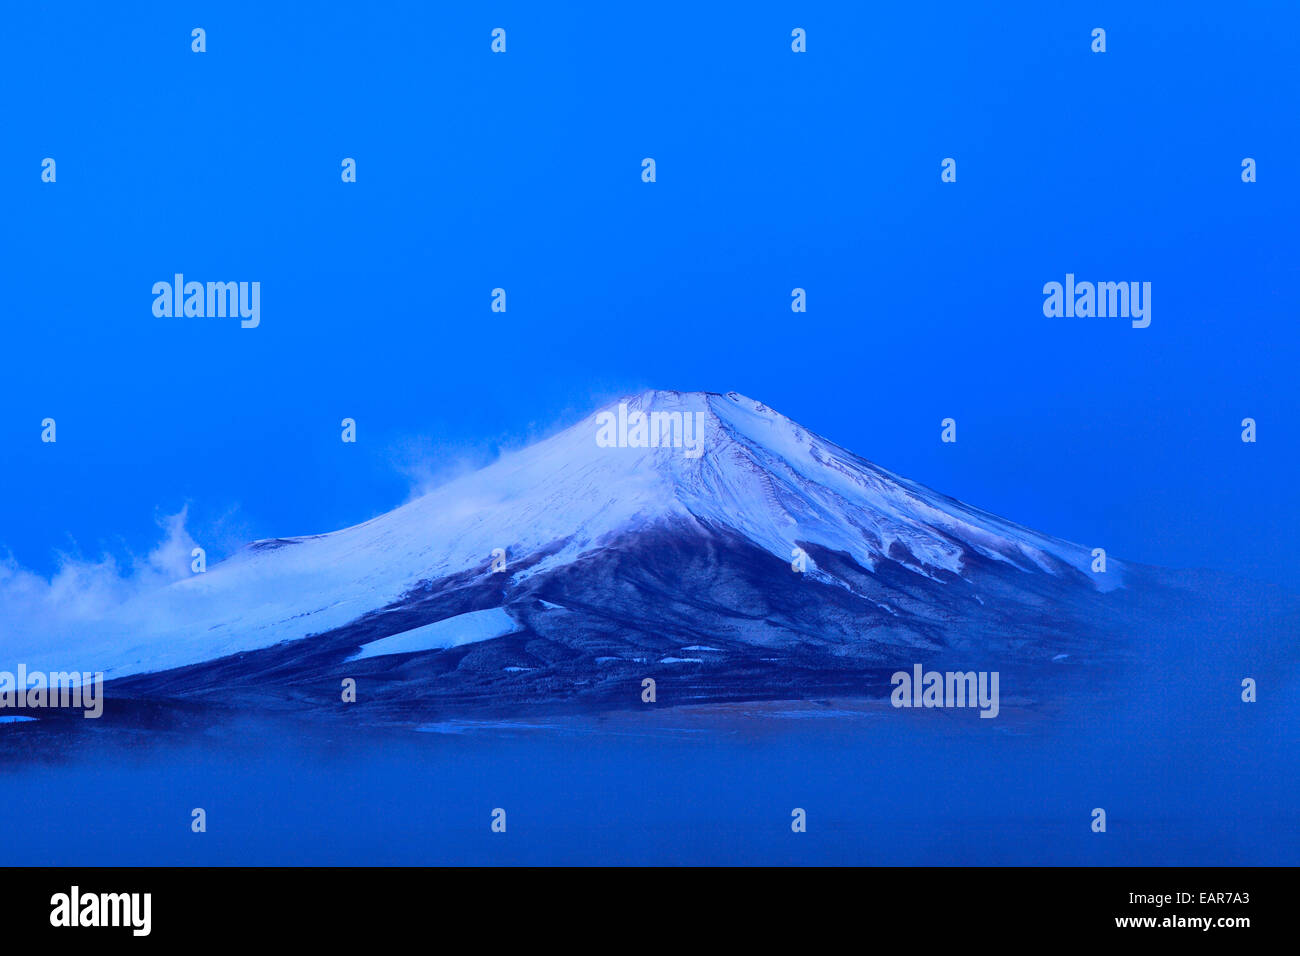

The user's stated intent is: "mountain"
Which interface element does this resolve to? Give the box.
[2,390,1265,726]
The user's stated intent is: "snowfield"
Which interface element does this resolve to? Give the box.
[345,608,521,661]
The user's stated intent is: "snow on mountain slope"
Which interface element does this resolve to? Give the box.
[345,608,521,662]
[0,390,1121,679]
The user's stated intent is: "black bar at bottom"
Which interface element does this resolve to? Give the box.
[0,866,1278,941]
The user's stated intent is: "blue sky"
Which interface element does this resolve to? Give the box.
[2,0,1297,588]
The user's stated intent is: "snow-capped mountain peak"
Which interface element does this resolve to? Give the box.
[3,390,1119,680]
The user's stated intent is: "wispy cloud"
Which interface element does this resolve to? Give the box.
[0,507,199,645]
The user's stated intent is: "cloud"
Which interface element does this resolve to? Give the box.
[386,399,606,503]
[387,435,499,503]
[0,507,198,647]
